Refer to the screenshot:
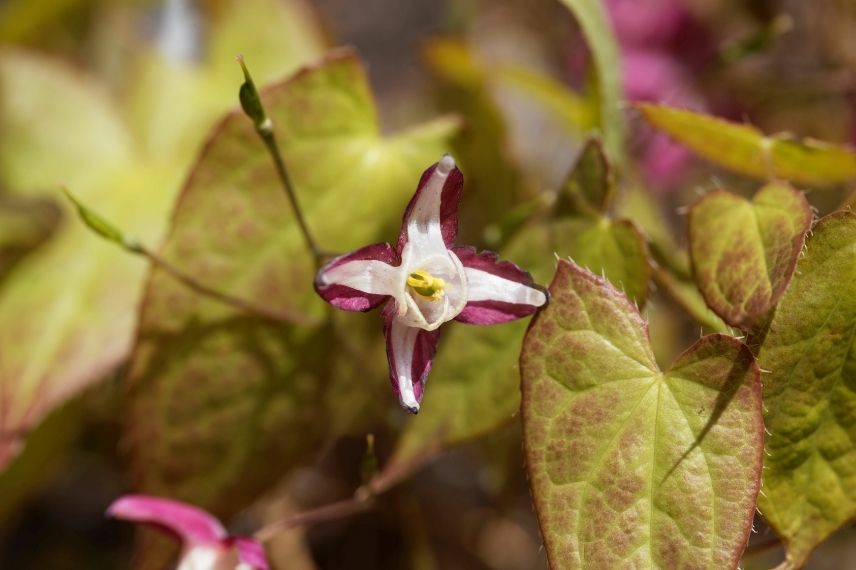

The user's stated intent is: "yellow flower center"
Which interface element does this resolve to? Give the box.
[407,270,446,301]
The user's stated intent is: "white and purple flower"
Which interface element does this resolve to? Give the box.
[315,155,547,413]
[107,495,269,570]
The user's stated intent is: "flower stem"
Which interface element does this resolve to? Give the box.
[237,55,326,268]
[254,444,441,542]
[137,245,317,326]
[62,188,317,326]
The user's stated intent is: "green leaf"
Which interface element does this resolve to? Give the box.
[757,212,856,568]
[126,50,458,515]
[689,184,812,330]
[551,217,650,306]
[637,103,856,187]
[521,260,763,569]
[554,136,613,217]
[0,51,158,468]
[0,50,133,194]
[651,267,730,334]
[0,0,326,471]
[557,0,625,162]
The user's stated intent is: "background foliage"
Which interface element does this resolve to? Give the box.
[3,0,856,568]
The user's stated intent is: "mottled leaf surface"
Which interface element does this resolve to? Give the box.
[758,212,856,569]
[127,51,458,514]
[0,0,325,470]
[521,260,763,570]
[638,103,856,186]
[689,184,811,330]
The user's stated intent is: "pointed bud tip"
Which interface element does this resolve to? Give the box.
[437,154,455,175]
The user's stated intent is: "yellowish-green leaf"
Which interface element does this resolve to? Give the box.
[689,184,812,330]
[123,0,325,165]
[0,0,325,470]
[638,103,856,187]
[522,260,763,569]
[551,217,649,306]
[557,0,625,162]
[0,50,133,193]
[758,212,856,569]
[0,52,159,467]
[126,50,459,516]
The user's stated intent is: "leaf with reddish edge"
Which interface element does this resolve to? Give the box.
[521,259,763,570]
[758,212,856,569]
[689,184,812,330]
[125,49,458,521]
[637,103,856,187]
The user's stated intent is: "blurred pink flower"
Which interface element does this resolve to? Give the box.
[604,0,713,190]
[108,495,269,570]
[606,0,690,47]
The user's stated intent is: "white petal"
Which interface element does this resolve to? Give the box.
[404,156,455,260]
[320,259,403,296]
[178,545,226,570]
[465,268,547,307]
[389,320,422,413]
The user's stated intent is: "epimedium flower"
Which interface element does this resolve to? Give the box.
[107,495,269,570]
[315,155,547,413]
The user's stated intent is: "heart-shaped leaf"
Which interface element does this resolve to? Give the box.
[521,260,763,569]
[637,103,856,187]
[757,212,856,569]
[126,50,459,515]
[689,184,812,330]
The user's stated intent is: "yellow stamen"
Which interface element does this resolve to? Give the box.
[407,270,446,301]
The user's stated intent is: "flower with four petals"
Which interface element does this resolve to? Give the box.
[315,156,547,413]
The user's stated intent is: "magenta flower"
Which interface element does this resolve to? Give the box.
[107,495,269,570]
[315,156,547,413]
